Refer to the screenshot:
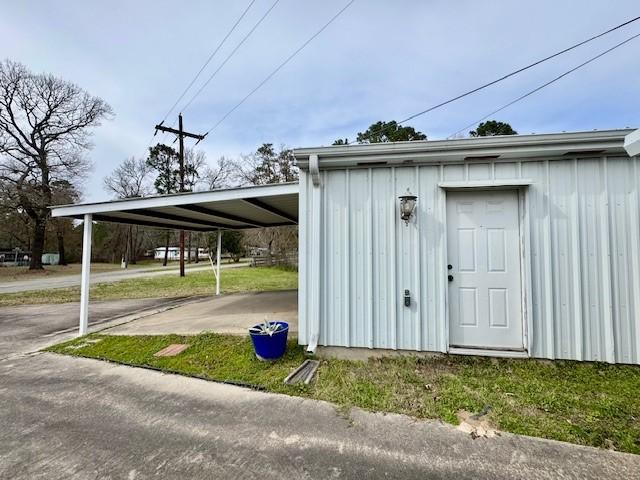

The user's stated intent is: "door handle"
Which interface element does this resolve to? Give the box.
[448,274,454,282]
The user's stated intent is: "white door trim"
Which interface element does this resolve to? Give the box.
[440,185,532,355]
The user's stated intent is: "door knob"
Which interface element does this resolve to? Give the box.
[448,274,454,282]
[447,264,453,270]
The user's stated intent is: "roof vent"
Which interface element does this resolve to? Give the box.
[463,155,500,161]
[356,161,388,166]
[562,150,605,157]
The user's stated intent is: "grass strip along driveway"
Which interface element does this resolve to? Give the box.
[0,267,297,306]
[48,333,640,455]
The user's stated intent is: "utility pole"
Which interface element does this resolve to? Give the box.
[154,113,205,277]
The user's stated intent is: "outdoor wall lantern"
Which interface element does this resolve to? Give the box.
[399,189,417,225]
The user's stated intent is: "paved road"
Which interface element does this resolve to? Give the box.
[0,303,638,479]
[0,262,246,294]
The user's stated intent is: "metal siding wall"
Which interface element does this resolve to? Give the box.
[371,168,395,348]
[394,167,419,349]
[348,169,371,347]
[322,170,348,346]
[607,157,640,363]
[577,159,612,361]
[307,155,640,363]
[417,165,445,351]
[520,160,549,358]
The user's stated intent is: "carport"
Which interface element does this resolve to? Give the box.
[50,182,299,336]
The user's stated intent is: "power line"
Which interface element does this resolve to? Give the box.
[397,15,640,126]
[204,0,356,136]
[179,0,282,115]
[357,14,640,142]
[159,0,258,125]
[448,32,640,138]
[141,1,258,160]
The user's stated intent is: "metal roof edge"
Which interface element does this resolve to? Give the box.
[293,129,634,167]
[50,182,300,217]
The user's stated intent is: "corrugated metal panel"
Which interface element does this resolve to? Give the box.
[299,155,640,364]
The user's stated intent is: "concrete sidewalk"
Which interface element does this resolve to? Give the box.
[104,290,298,336]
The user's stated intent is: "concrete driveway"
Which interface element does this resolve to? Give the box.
[2,352,639,479]
[0,297,197,360]
[104,290,298,336]
[1,299,638,479]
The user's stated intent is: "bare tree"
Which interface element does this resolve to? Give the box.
[230,143,297,186]
[184,148,206,192]
[202,156,232,190]
[0,60,112,269]
[103,157,153,267]
[103,156,152,199]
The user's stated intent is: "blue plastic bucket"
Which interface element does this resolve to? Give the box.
[249,321,289,361]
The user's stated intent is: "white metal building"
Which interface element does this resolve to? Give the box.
[51,129,640,364]
[295,129,640,364]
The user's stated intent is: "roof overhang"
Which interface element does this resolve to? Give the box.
[50,183,299,231]
[294,129,635,169]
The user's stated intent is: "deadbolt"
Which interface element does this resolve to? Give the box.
[447,264,453,270]
[448,274,454,282]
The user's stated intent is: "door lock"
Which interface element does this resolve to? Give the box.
[447,264,453,270]
[404,289,411,307]
[448,274,454,282]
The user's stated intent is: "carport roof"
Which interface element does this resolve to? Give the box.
[50,182,299,231]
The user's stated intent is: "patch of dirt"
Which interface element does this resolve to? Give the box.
[457,408,500,439]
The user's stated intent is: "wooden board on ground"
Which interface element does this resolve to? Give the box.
[154,344,190,357]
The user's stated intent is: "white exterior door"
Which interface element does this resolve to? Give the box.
[446,190,524,350]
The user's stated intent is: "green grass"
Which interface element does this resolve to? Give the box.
[0,267,298,306]
[48,333,640,454]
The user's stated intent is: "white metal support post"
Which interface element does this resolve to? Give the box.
[79,214,93,336]
[216,228,222,296]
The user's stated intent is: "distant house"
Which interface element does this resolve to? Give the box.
[0,249,31,267]
[41,253,60,265]
[153,247,207,260]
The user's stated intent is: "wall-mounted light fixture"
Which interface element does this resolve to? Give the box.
[398,188,417,225]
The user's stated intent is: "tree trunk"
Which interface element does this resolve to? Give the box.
[56,230,67,266]
[194,234,200,263]
[129,226,137,265]
[163,231,170,267]
[187,232,192,264]
[30,218,46,270]
[123,226,131,269]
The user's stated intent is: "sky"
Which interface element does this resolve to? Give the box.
[2,0,639,202]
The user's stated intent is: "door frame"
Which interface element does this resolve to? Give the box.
[439,180,533,356]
